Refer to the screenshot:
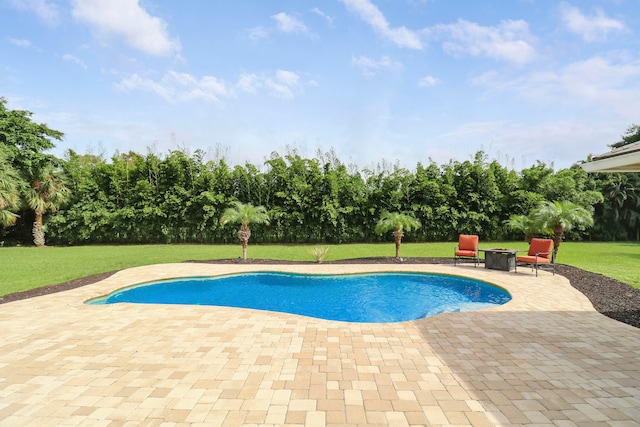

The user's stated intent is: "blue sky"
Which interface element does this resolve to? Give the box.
[1,0,639,171]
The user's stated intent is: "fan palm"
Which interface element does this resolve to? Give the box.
[603,174,638,214]
[220,201,270,260]
[504,214,549,242]
[375,211,421,260]
[532,200,594,255]
[24,164,71,246]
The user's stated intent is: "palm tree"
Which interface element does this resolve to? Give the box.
[504,213,549,242]
[220,201,270,260]
[24,164,71,246]
[532,200,594,256]
[375,211,421,260]
[0,151,21,227]
[603,174,637,219]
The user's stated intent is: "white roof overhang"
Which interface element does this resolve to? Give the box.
[582,141,640,173]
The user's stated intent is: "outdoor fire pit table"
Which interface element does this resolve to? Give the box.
[480,248,520,271]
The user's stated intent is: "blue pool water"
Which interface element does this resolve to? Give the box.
[89,272,511,323]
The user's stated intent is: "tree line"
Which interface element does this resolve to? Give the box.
[1,97,639,246]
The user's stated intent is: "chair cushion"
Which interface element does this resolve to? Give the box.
[458,234,479,251]
[456,250,477,257]
[528,238,553,258]
[517,255,551,264]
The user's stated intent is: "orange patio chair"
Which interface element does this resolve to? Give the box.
[516,238,555,276]
[454,234,479,267]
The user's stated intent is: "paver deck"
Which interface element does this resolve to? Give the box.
[1,263,639,426]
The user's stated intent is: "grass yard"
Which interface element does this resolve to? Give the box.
[1,241,639,297]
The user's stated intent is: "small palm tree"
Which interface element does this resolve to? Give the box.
[532,200,594,255]
[504,214,549,243]
[375,211,421,260]
[220,201,270,260]
[25,164,71,246]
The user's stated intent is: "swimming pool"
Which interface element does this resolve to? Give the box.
[89,271,511,323]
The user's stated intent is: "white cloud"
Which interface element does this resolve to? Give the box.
[276,70,301,87]
[340,0,423,49]
[559,57,640,100]
[352,55,403,77]
[167,71,232,102]
[271,12,308,34]
[63,54,87,69]
[418,75,439,87]
[435,19,537,64]
[237,73,261,94]
[8,38,32,48]
[237,70,303,99]
[432,118,622,170]
[71,0,181,57]
[117,69,306,102]
[8,0,60,26]
[119,71,231,103]
[247,26,270,41]
[115,73,175,101]
[248,13,310,40]
[311,8,333,25]
[264,80,295,99]
[470,56,640,119]
[559,2,626,42]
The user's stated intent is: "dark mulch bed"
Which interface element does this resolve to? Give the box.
[2,257,639,329]
[0,271,120,305]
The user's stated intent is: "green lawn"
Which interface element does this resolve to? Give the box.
[1,241,639,297]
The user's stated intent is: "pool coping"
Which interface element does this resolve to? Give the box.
[77,262,597,315]
[85,268,514,321]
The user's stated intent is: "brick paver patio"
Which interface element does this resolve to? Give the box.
[1,263,639,426]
